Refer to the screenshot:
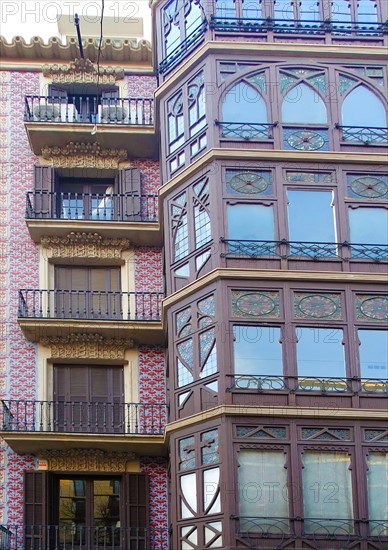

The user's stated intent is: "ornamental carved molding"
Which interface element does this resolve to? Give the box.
[39,449,137,472]
[41,232,130,259]
[41,142,127,169]
[42,58,125,84]
[41,333,134,360]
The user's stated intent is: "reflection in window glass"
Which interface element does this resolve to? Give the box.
[216,0,236,19]
[222,83,268,123]
[274,0,293,21]
[242,0,262,19]
[349,208,388,245]
[300,0,320,20]
[233,326,283,376]
[302,452,354,533]
[238,450,289,532]
[342,86,386,127]
[287,190,335,243]
[367,452,388,536]
[228,204,274,241]
[357,0,378,22]
[331,0,351,22]
[296,327,345,378]
[282,83,327,124]
[358,330,388,379]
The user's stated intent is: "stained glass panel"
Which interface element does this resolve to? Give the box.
[176,307,192,337]
[236,426,287,438]
[286,171,334,183]
[226,170,272,195]
[365,429,388,441]
[301,428,351,440]
[198,295,215,317]
[294,293,342,320]
[247,72,266,93]
[347,174,388,199]
[308,74,326,95]
[232,290,280,318]
[201,429,220,465]
[339,75,358,96]
[179,436,196,470]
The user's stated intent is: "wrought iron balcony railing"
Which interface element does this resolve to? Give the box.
[336,124,388,144]
[1,400,168,435]
[234,516,388,544]
[18,290,163,321]
[216,120,277,139]
[24,95,154,125]
[26,191,158,222]
[158,19,207,74]
[0,525,168,550]
[221,238,388,262]
[228,374,388,393]
[210,16,388,36]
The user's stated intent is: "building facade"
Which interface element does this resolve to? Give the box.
[0,0,388,548]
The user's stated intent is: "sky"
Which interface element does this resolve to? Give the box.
[0,0,152,42]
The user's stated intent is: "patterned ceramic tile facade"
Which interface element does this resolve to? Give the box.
[1,70,168,531]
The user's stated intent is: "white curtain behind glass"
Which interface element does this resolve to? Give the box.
[238,450,289,533]
[367,452,388,535]
[302,451,354,533]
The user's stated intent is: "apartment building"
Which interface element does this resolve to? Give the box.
[0,0,387,548]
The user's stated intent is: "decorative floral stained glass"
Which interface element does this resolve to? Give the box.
[231,290,280,319]
[301,428,351,441]
[364,429,388,441]
[308,74,326,95]
[201,429,220,465]
[198,295,215,317]
[280,73,299,93]
[177,339,194,387]
[171,192,189,262]
[247,72,266,93]
[356,295,388,321]
[294,293,342,320]
[199,329,217,378]
[339,75,358,96]
[347,175,388,199]
[193,178,211,250]
[179,436,196,470]
[286,171,334,184]
[226,170,272,195]
[236,426,287,439]
[284,129,329,151]
[176,307,192,337]
[286,68,320,79]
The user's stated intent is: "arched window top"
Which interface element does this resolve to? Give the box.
[282,83,327,124]
[222,82,268,123]
[342,85,386,128]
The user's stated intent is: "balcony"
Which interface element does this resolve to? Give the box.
[221,238,388,273]
[227,374,388,409]
[0,525,168,550]
[234,516,388,548]
[25,191,161,246]
[336,124,388,145]
[24,95,157,157]
[18,290,164,344]
[1,400,167,454]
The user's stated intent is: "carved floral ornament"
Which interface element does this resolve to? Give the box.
[41,142,128,169]
[41,333,134,360]
[41,232,131,259]
[39,449,137,472]
[42,58,125,84]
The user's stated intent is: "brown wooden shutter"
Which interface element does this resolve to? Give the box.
[24,471,48,548]
[117,168,141,221]
[123,473,149,546]
[34,165,55,218]
[54,366,88,431]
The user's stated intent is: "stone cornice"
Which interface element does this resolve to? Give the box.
[41,142,127,169]
[39,448,137,472]
[41,333,134,360]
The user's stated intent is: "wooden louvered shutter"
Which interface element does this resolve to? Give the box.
[24,471,48,549]
[34,165,55,218]
[123,473,149,547]
[54,366,89,432]
[117,168,142,221]
[55,267,88,318]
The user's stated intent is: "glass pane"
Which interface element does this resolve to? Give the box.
[238,450,289,532]
[296,327,345,378]
[367,453,388,535]
[302,452,354,533]
[233,326,283,377]
[342,86,386,127]
[185,0,202,34]
[359,330,388,379]
[331,0,351,22]
[274,0,294,21]
[287,190,335,243]
[282,83,327,124]
[216,0,237,19]
[242,0,262,19]
[59,479,86,545]
[222,83,268,123]
[300,0,320,20]
[357,0,378,22]
[228,204,274,241]
[349,207,388,245]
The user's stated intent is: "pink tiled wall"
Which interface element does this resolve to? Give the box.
[125,75,157,98]
[141,457,169,548]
